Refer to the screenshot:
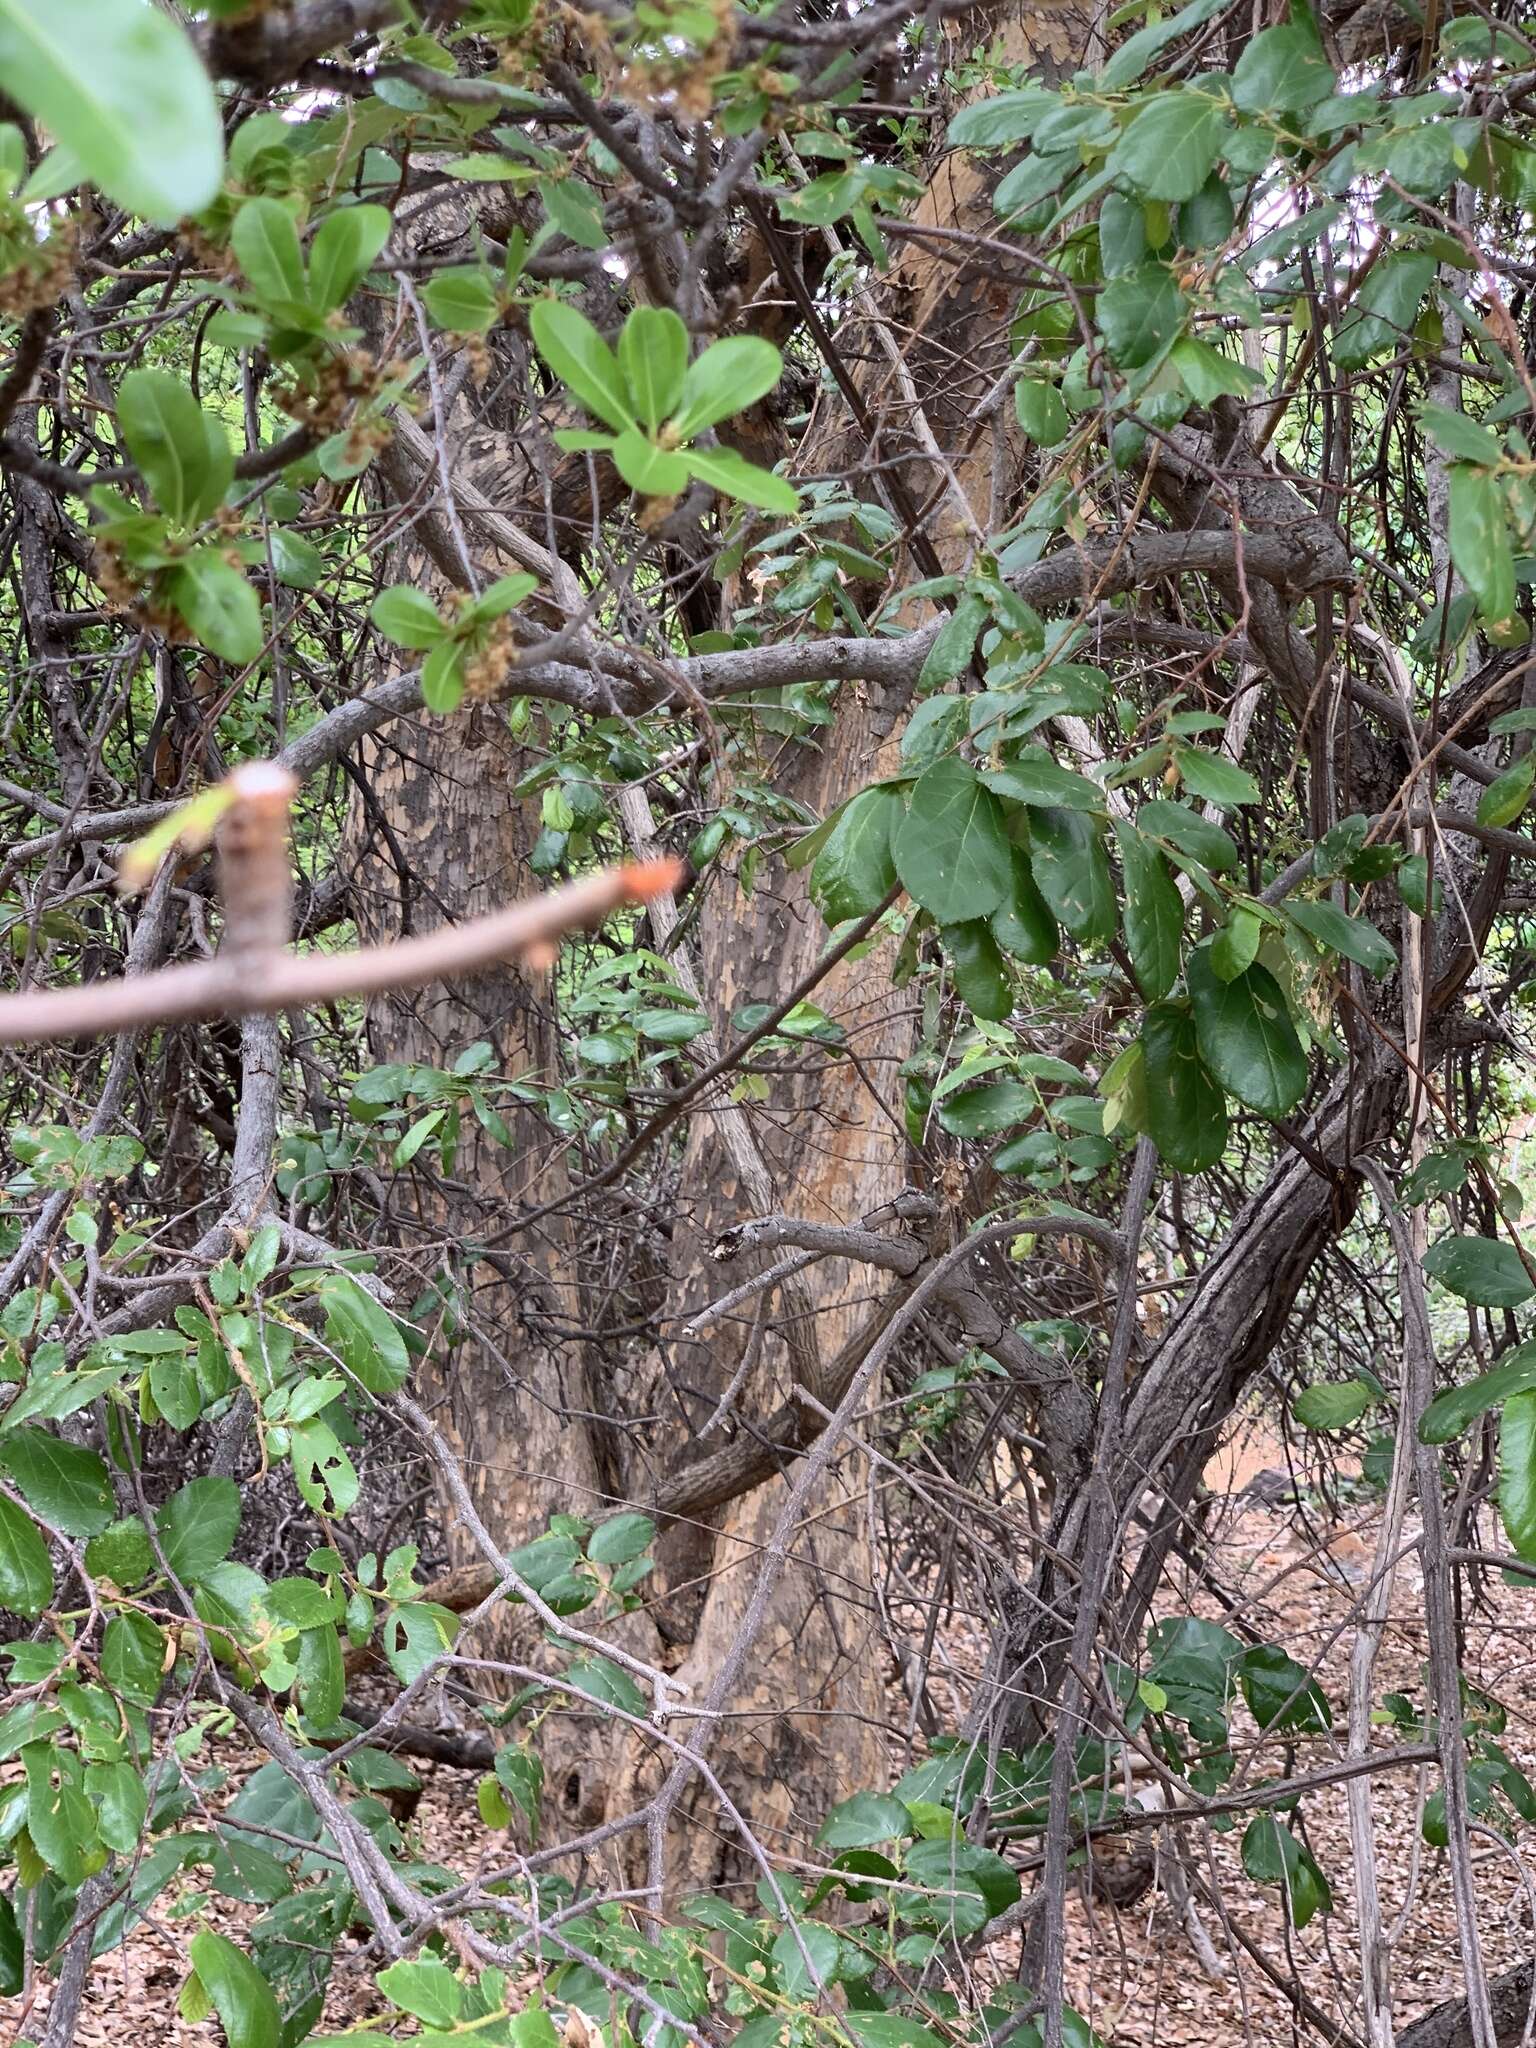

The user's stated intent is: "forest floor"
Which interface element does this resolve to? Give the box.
[9,1426,1536,2048]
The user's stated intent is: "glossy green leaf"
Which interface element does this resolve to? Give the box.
[157,1476,241,1583]
[943,920,1013,1020]
[0,1427,115,1538]
[1015,378,1070,446]
[817,1791,914,1850]
[1232,23,1334,112]
[1115,822,1182,1001]
[894,759,1013,925]
[307,203,392,313]
[1239,1643,1332,1732]
[1502,1390,1536,1563]
[1096,264,1186,368]
[1187,949,1307,1117]
[170,552,264,666]
[1423,1234,1536,1309]
[1286,898,1396,976]
[1109,93,1227,202]
[1477,751,1534,829]
[0,1496,51,1617]
[1027,807,1116,944]
[684,444,799,513]
[991,847,1059,963]
[1141,1003,1228,1172]
[918,592,989,689]
[611,428,690,496]
[320,1273,411,1395]
[370,586,445,649]
[1175,745,1260,809]
[1420,1346,1536,1444]
[1137,800,1238,871]
[1294,1379,1375,1431]
[232,198,307,311]
[1449,462,1517,627]
[810,784,901,925]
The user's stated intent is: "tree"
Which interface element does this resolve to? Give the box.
[4,2,1536,2046]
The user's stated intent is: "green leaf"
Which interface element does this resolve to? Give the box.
[231,198,307,312]
[587,1511,654,1566]
[170,552,263,666]
[1109,93,1227,202]
[618,306,688,432]
[320,1273,411,1394]
[1141,1003,1227,1172]
[1477,752,1535,829]
[0,1496,51,1617]
[1398,854,1443,918]
[1175,745,1260,809]
[1096,264,1186,368]
[991,847,1059,963]
[89,1757,147,1852]
[307,203,392,313]
[295,1623,345,1730]
[117,370,231,528]
[378,1960,464,2029]
[670,335,783,440]
[1449,463,1517,628]
[22,1742,98,1885]
[157,1476,241,1583]
[1286,897,1396,975]
[810,785,901,926]
[894,759,1013,925]
[1423,1235,1536,1309]
[1187,950,1307,1117]
[1115,823,1182,1001]
[1027,807,1116,944]
[1502,1390,1536,1564]
[1232,23,1334,112]
[422,641,467,714]
[1239,1643,1332,1732]
[947,88,1054,147]
[0,0,222,226]
[1015,378,1070,447]
[981,750,1103,812]
[1137,800,1238,871]
[565,1651,647,1717]
[102,1610,165,1703]
[1418,399,1502,466]
[772,1920,839,1996]
[918,592,989,689]
[1332,252,1435,371]
[1241,1815,1332,1928]
[188,1928,281,2048]
[1098,0,1228,88]
[0,1427,115,1537]
[269,528,325,590]
[937,1080,1034,1137]
[1420,1347,1536,1444]
[1294,1379,1375,1431]
[611,428,691,496]
[683,444,799,513]
[422,266,499,333]
[529,299,634,432]
[817,1790,914,1850]
[943,920,1013,1021]
[901,695,968,771]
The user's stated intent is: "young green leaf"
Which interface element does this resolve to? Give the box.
[169,553,264,667]
[231,197,308,312]
[307,203,392,313]
[617,306,689,432]
[670,335,783,439]
[0,0,223,226]
[684,445,799,513]
[117,370,232,528]
[1448,462,1517,627]
[371,586,446,649]
[529,299,635,432]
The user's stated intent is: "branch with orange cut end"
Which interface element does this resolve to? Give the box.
[0,759,682,1047]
